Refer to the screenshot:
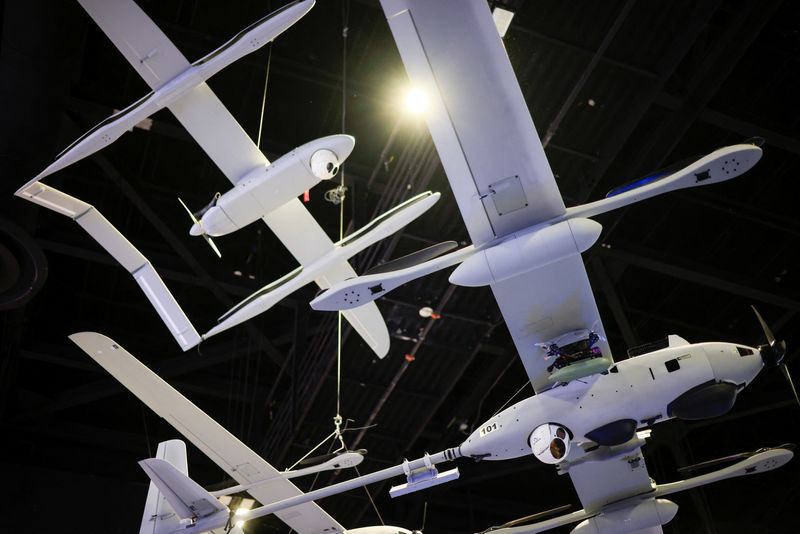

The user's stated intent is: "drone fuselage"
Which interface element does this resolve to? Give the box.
[192,135,353,237]
[460,339,764,462]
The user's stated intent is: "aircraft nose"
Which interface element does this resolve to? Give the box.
[190,222,202,236]
[705,343,763,386]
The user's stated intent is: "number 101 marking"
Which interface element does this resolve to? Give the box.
[479,422,498,437]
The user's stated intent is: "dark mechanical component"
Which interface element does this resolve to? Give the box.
[752,306,797,408]
[668,380,737,420]
[585,419,637,446]
[546,331,602,372]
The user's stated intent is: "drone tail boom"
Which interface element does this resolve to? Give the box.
[139,456,229,533]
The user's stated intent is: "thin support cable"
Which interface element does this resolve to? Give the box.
[491,380,533,419]
[355,465,386,525]
[140,404,153,457]
[256,43,273,149]
[287,429,338,471]
[333,0,350,452]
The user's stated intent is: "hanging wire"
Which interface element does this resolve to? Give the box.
[256,1,273,150]
[491,380,533,419]
[140,404,153,457]
[355,465,386,525]
[333,0,351,451]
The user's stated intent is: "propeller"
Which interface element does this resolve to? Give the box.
[178,196,222,258]
[752,306,797,407]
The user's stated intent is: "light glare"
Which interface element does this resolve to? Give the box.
[404,89,428,115]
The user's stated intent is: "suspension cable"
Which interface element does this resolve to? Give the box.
[256,42,273,150]
[333,0,350,450]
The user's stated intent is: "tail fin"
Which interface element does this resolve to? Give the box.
[140,440,190,534]
[139,456,229,533]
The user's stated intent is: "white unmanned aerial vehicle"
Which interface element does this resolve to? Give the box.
[72,330,793,534]
[71,332,413,534]
[304,0,796,532]
[15,0,442,358]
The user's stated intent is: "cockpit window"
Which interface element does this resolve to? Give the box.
[737,346,754,356]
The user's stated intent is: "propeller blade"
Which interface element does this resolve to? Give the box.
[751,305,776,345]
[179,197,222,258]
[779,364,800,408]
[204,234,222,259]
[178,197,201,225]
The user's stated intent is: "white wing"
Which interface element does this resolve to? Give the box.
[71,332,346,534]
[566,446,654,513]
[380,0,611,389]
[381,0,565,246]
[77,0,389,357]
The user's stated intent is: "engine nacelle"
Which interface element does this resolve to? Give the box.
[571,499,678,534]
[449,218,602,287]
[310,149,340,180]
[529,423,571,464]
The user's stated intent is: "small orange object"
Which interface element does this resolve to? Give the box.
[404,353,416,362]
[303,190,310,202]
[430,312,441,320]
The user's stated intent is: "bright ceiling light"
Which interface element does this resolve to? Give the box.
[492,7,514,38]
[236,519,246,528]
[404,88,428,115]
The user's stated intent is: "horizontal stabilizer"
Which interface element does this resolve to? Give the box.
[485,447,793,534]
[365,241,458,276]
[564,144,762,221]
[311,244,474,312]
[678,443,795,473]
[17,183,202,351]
[139,458,227,523]
[140,440,189,534]
[656,446,793,497]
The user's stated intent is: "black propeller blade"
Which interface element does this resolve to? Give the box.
[752,306,796,407]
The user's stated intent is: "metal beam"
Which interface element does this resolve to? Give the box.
[541,0,637,149]
[578,1,723,201]
[592,243,800,311]
[14,337,260,421]
[655,94,800,158]
[611,1,783,179]
[588,256,638,349]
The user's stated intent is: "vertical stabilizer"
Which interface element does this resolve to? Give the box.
[140,440,189,534]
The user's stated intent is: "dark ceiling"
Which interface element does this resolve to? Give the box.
[2,0,800,533]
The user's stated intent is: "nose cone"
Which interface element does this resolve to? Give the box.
[190,222,202,236]
[324,134,356,161]
[705,343,764,387]
[568,218,603,253]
